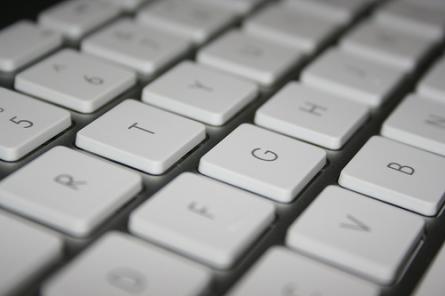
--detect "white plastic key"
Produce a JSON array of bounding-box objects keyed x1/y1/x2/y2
[
  {"x1": 418, "y1": 56, "x2": 445, "y2": 104},
  {"x1": 228, "y1": 247, "x2": 380, "y2": 296},
  {"x1": 199, "y1": 124, "x2": 326, "y2": 203},
  {"x1": 0, "y1": 210, "x2": 62, "y2": 296},
  {"x1": 102, "y1": 0, "x2": 150, "y2": 11},
  {"x1": 137, "y1": 0, "x2": 236, "y2": 44},
  {"x1": 15, "y1": 49, "x2": 136, "y2": 113},
  {"x1": 413, "y1": 242, "x2": 445, "y2": 296},
  {"x1": 198, "y1": 30, "x2": 303, "y2": 87},
  {"x1": 76, "y1": 99, "x2": 206, "y2": 175},
  {"x1": 381, "y1": 95, "x2": 445, "y2": 157},
  {"x1": 376, "y1": 0, "x2": 445, "y2": 41},
  {"x1": 0, "y1": 146, "x2": 142, "y2": 237},
  {"x1": 0, "y1": 88, "x2": 71, "y2": 161},
  {"x1": 287, "y1": 186, "x2": 424, "y2": 285},
  {"x1": 341, "y1": 20, "x2": 435, "y2": 72},
  {"x1": 39, "y1": 0, "x2": 121, "y2": 42},
  {"x1": 193, "y1": 0, "x2": 266, "y2": 15},
  {"x1": 82, "y1": 19, "x2": 191, "y2": 80},
  {"x1": 301, "y1": 48, "x2": 405, "y2": 108},
  {"x1": 43, "y1": 232, "x2": 211, "y2": 296},
  {"x1": 244, "y1": 3, "x2": 340, "y2": 54},
  {"x1": 285, "y1": 0, "x2": 373, "y2": 25},
  {"x1": 130, "y1": 173, "x2": 274, "y2": 269},
  {"x1": 340, "y1": 136, "x2": 445, "y2": 216},
  {"x1": 142, "y1": 61, "x2": 258, "y2": 126},
  {"x1": 255, "y1": 82, "x2": 369, "y2": 149},
  {"x1": 0, "y1": 21, "x2": 62, "y2": 73}
]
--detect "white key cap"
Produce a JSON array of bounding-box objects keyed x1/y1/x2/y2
[
  {"x1": 76, "y1": 99, "x2": 206, "y2": 175},
  {"x1": 0, "y1": 146, "x2": 142, "y2": 237},
  {"x1": 375, "y1": 0, "x2": 445, "y2": 41},
  {"x1": 243, "y1": 4, "x2": 341, "y2": 53},
  {"x1": 340, "y1": 136, "x2": 445, "y2": 216},
  {"x1": 199, "y1": 124, "x2": 326, "y2": 203},
  {"x1": 287, "y1": 186, "x2": 424, "y2": 285},
  {"x1": 228, "y1": 247, "x2": 380, "y2": 296},
  {"x1": 142, "y1": 61, "x2": 258, "y2": 125},
  {"x1": 193, "y1": 0, "x2": 266, "y2": 15},
  {"x1": 341, "y1": 20, "x2": 435, "y2": 72},
  {"x1": 43, "y1": 232, "x2": 211, "y2": 296},
  {"x1": 285, "y1": 0, "x2": 373, "y2": 25},
  {"x1": 0, "y1": 88, "x2": 71, "y2": 161},
  {"x1": 418, "y1": 56, "x2": 445, "y2": 104},
  {"x1": 255, "y1": 82, "x2": 369, "y2": 149},
  {"x1": 301, "y1": 49, "x2": 405, "y2": 108},
  {"x1": 413, "y1": 242, "x2": 445, "y2": 296},
  {"x1": 82, "y1": 19, "x2": 192, "y2": 80},
  {"x1": 198, "y1": 30, "x2": 303, "y2": 87},
  {"x1": 39, "y1": 0, "x2": 121, "y2": 42},
  {"x1": 102, "y1": 0, "x2": 150, "y2": 11},
  {"x1": 15, "y1": 49, "x2": 136, "y2": 113},
  {"x1": 130, "y1": 173, "x2": 274, "y2": 269},
  {"x1": 381, "y1": 95, "x2": 445, "y2": 157},
  {"x1": 137, "y1": 0, "x2": 236, "y2": 44},
  {"x1": 0, "y1": 21, "x2": 62, "y2": 73},
  {"x1": 0, "y1": 211, "x2": 62, "y2": 296}
]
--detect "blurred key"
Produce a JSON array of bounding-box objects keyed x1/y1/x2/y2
[
  {"x1": 82, "y1": 19, "x2": 192, "y2": 80},
  {"x1": 0, "y1": 210, "x2": 62, "y2": 296},
  {"x1": 0, "y1": 21, "x2": 62, "y2": 73},
  {"x1": 15, "y1": 49, "x2": 136, "y2": 113},
  {"x1": 102, "y1": 0, "x2": 151, "y2": 12},
  {"x1": 381, "y1": 95, "x2": 445, "y2": 157},
  {"x1": 244, "y1": 3, "x2": 341, "y2": 53},
  {"x1": 142, "y1": 61, "x2": 258, "y2": 125},
  {"x1": 130, "y1": 173, "x2": 274, "y2": 269},
  {"x1": 193, "y1": 0, "x2": 266, "y2": 15},
  {"x1": 418, "y1": 56, "x2": 445, "y2": 104},
  {"x1": 43, "y1": 232, "x2": 211, "y2": 296},
  {"x1": 228, "y1": 247, "x2": 379, "y2": 296},
  {"x1": 39, "y1": 0, "x2": 121, "y2": 42},
  {"x1": 0, "y1": 88, "x2": 71, "y2": 161},
  {"x1": 287, "y1": 186, "x2": 424, "y2": 285},
  {"x1": 198, "y1": 30, "x2": 303, "y2": 87},
  {"x1": 302, "y1": 49, "x2": 405, "y2": 108},
  {"x1": 137, "y1": 0, "x2": 236, "y2": 44}
]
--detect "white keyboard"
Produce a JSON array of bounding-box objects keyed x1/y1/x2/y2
[{"x1": 0, "y1": 0, "x2": 445, "y2": 295}]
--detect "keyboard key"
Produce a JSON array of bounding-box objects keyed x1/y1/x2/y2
[
  {"x1": 82, "y1": 19, "x2": 192, "y2": 80},
  {"x1": 102, "y1": 0, "x2": 150, "y2": 11},
  {"x1": 301, "y1": 49, "x2": 405, "y2": 108},
  {"x1": 285, "y1": 0, "x2": 373, "y2": 25},
  {"x1": 142, "y1": 61, "x2": 258, "y2": 125},
  {"x1": 228, "y1": 247, "x2": 379, "y2": 296},
  {"x1": 0, "y1": 210, "x2": 62, "y2": 296},
  {"x1": 0, "y1": 21, "x2": 62, "y2": 73},
  {"x1": 418, "y1": 56, "x2": 445, "y2": 104},
  {"x1": 376, "y1": 0, "x2": 445, "y2": 41},
  {"x1": 199, "y1": 124, "x2": 326, "y2": 203},
  {"x1": 255, "y1": 82, "x2": 369, "y2": 149},
  {"x1": 381, "y1": 95, "x2": 445, "y2": 157},
  {"x1": 15, "y1": 49, "x2": 136, "y2": 113},
  {"x1": 198, "y1": 30, "x2": 303, "y2": 87},
  {"x1": 340, "y1": 136, "x2": 445, "y2": 216},
  {"x1": 244, "y1": 3, "x2": 340, "y2": 53},
  {"x1": 193, "y1": 0, "x2": 266, "y2": 15},
  {"x1": 287, "y1": 186, "x2": 424, "y2": 285},
  {"x1": 43, "y1": 232, "x2": 211, "y2": 296},
  {"x1": 39, "y1": 0, "x2": 121, "y2": 42},
  {"x1": 0, "y1": 146, "x2": 142, "y2": 236},
  {"x1": 76, "y1": 99, "x2": 206, "y2": 175},
  {"x1": 0, "y1": 88, "x2": 71, "y2": 161},
  {"x1": 130, "y1": 173, "x2": 274, "y2": 269},
  {"x1": 413, "y1": 241, "x2": 445, "y2": 296},
  {"x1": 341, "y1": 20, "x2": 435, "y2": 72},
  {"x1": 137, "y1": 0, "x2": 236, "y2": 44}
]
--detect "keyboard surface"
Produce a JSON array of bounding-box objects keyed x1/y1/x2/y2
[{"x1": 1, "y1": 0, "x2": 445, "y2": 295}]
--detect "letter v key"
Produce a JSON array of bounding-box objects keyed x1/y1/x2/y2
[{"x1": 340, "y1": 214, "x2": 371, "y2": 232}]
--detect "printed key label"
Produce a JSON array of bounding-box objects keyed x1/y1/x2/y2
[
  {"x1": 107, "y1": 267, "x2": 147, "y2": 294},
  {"x1": 251, "y1": 148, "x2": 278, "y2": 162}
]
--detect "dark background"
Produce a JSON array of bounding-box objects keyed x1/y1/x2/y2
[{"x1": 1, "y1": 0, "x2": 63, "y2": 28}]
